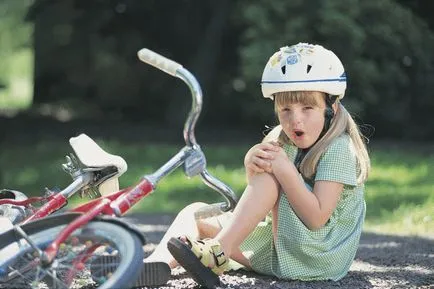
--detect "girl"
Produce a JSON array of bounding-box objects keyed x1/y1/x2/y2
[{"x1": 146, "y1": 43, "x2": 371, "y2": 288}]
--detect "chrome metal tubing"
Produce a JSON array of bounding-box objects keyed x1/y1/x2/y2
[
  {"x1": 176, "y1": 68, "x2": 202, "y2": 148},
  {"x1": 142, "y1": 56, "x2": 238, "y2": 211},
  {"x1": 144, "y1": 146, "x2": 195, "y2": 187},
  {"x1": 59, "y1": 173, "x2": 93, "y2": 198},
  {"x1": 200, "y1": 170, "x2": 238, "y2": 212}
]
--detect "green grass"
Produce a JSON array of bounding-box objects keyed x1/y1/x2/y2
[
  {"x1": 1, "y1": 138, "x2": 433, "y2": 237},
  {"x1": 0, "y1": 49, "x2": 33, "y2": 109},
  {"x1": 363, "y1": 148, "x2": 433, "y2": 236}
]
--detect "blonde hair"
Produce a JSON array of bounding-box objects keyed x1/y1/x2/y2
[{"x1": 268, "y1": 91, "x2": 370, "y2": 184}]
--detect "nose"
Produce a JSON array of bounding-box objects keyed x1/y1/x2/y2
[{"x1": 290, "y1": 110, "x2": 302, "y2": 125}]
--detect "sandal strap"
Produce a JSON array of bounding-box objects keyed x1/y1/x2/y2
[
  {"x1": 184, "y1": 236, "x2": 229, "y2": 275},
  {"x1": 208, "y1": 240, "x2": 227, "y2": 267}
]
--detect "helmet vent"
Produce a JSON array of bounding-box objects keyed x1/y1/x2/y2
[
  {"x1": 307, "y1": 65, "x2": 312, "y2": 74},
  {"x1": 281, "y1": 65, "x2": 286, "y2": 74}
]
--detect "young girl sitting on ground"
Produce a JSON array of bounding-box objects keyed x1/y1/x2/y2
[{"x1": 146, "y1": 42, "x2": 371, "y2": 288}]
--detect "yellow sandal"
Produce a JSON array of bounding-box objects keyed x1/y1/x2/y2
[{"x1": 167, "y1": 236, "x2": 229, "y2": 288}]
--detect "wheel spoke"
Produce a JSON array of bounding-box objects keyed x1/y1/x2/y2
[
  {"x1": 13, "y1": 225, "x2": 44, "y2": 258},
  {"x1": 0, "y1": 215, "x2": 143, "y2": 289}
]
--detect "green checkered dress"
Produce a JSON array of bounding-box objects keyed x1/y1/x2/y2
[{"x1": 239, "y1": 133, "x2": 366, "y2": 281}]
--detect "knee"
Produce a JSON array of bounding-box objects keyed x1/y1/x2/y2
[{"x1": 177, "y1": 202, "x2": 207, "y2": 218}]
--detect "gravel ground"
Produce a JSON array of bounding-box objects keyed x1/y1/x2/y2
[{"x1": 123, "y1": 213, "x2": 434, "y2": 289}]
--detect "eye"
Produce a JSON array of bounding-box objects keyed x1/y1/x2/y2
[
  {"x1": 280, "y1": 107, "x2": 290, "y2": 112},
  {"x1": 303, "y1": 106, "x2": 313, "y2": 110}
]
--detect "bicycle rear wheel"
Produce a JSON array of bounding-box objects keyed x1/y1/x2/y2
[{"x1": 0, "y1": 213, "x2": 144, "y2": 289}]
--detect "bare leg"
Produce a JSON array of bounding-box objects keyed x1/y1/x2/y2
[
  {"x1": 197, "y1": 214, "x2": 251, "y2": 268},
  {"x1": 145, "y1": 202, "x2": 207, "y2": 268},
  {"x1": 147, "y1": 173, "x2": 280, "y2": 269},
  {"x1": 216, "y1": 173, "x2": 280, "y2": 258}
]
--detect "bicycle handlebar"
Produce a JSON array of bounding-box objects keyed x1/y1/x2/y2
[
  {"x1": 137, "y1": 48, "x2": 182, "y2": 77},
  {"x1": 138, "y1": 48, "x2": 202, "y2": 147},
  {"x1": 138, "y1": 48, "x2": 238, "y2": 213}
]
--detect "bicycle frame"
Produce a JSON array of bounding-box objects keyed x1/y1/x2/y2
[
  {"x1": 0, "y1": 173, "x2": 93, "y2": 224},
  {"x1": 7, "y1": 48, "x2": 238, "y2": 265}
]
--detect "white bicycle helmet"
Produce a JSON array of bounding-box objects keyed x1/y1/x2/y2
[{"x1": 261, "y1": 43, "x2": 346, "y2": 99}]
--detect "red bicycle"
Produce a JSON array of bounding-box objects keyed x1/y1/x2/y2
[
  {"x1": 0, "y1": 49, "x2": 238, "y2": 289},
  {"x1": 0, "y1": 132, "x2": 129, "y2": 226}
]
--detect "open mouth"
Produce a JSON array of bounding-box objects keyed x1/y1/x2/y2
[{"x1": 293, "y1": 130, "x2": 304, "y2": 137}]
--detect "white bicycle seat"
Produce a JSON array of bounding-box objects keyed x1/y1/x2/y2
[{"x1": 69, "y1": 134, "x2": 128, "y2": 195}]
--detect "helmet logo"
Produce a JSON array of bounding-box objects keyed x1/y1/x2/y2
[
  {"x1": 283, "y1": 44, "x2": 315, "y2": 56},
  {"x1": 282, "y1": 46, "x2": 297, "y2": 54},
  {"x1": 270, "y1": 52, "x2": 282, "y2": 67},
  {"x1": 298, "y1": 47, "x2": 315, "y2": 55},
  {"x1": 286, "y1": 54, "x2": 299, "y2": 65},
  {"x1": 262, "y1": 43, "x2": 347, "y2": 100}
]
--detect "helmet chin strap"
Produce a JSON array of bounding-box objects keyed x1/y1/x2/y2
[{"x1": 321, "y1": 95, "x2": 338, "y2": 138}]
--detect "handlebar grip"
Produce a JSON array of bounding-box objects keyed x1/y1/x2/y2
[{"x1": 137, "y1": 48, "x2": 182, "y2": 76}]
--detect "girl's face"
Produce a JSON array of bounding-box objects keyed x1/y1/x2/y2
[{"x1": 275, "y1": 91, "x2": 327, "y2": 149}]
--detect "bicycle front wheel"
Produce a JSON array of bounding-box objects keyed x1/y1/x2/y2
[{"x1": 0, "y1": 213, "x2": 144, "y2": 289}]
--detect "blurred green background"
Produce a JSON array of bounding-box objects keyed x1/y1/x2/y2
[{"x1": 0, "y1": 0, "x2": 433, "y2": 237}]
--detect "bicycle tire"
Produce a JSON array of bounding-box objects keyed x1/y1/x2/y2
[
  {"x1": 0, "y1": 213, "x2": 144, "y2": 289},
  {"x1": 0, "y1": 189, "x2": 32, "y2": 224}
]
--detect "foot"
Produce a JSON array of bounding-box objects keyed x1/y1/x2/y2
[{"x1": 167, "y1": 236, "x2": 229, "y2": 289}]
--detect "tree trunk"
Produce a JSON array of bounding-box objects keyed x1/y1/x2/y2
[{"x1": 164, "y1": 0, "x2": 231, "y2": 127}]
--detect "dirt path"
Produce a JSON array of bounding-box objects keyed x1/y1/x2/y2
[{"x1": 124, "y1": 213, "x2": 434, "y2": 289}]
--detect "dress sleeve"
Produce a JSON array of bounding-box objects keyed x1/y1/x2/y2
[{"x1": 315, "y1": 134, "x2": 358, "y2": 187}]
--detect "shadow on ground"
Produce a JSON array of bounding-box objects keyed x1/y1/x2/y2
[{"x1": 124, "y1": 213, "x2": 434, "y2": 289}]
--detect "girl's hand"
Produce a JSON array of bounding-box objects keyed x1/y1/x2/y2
[
  {"x1": 244, "y1": 142, "x2": 280, "y2": 176},
  {"x1": 267, "y1": 145, "x2": 293, "y2": 175}
]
